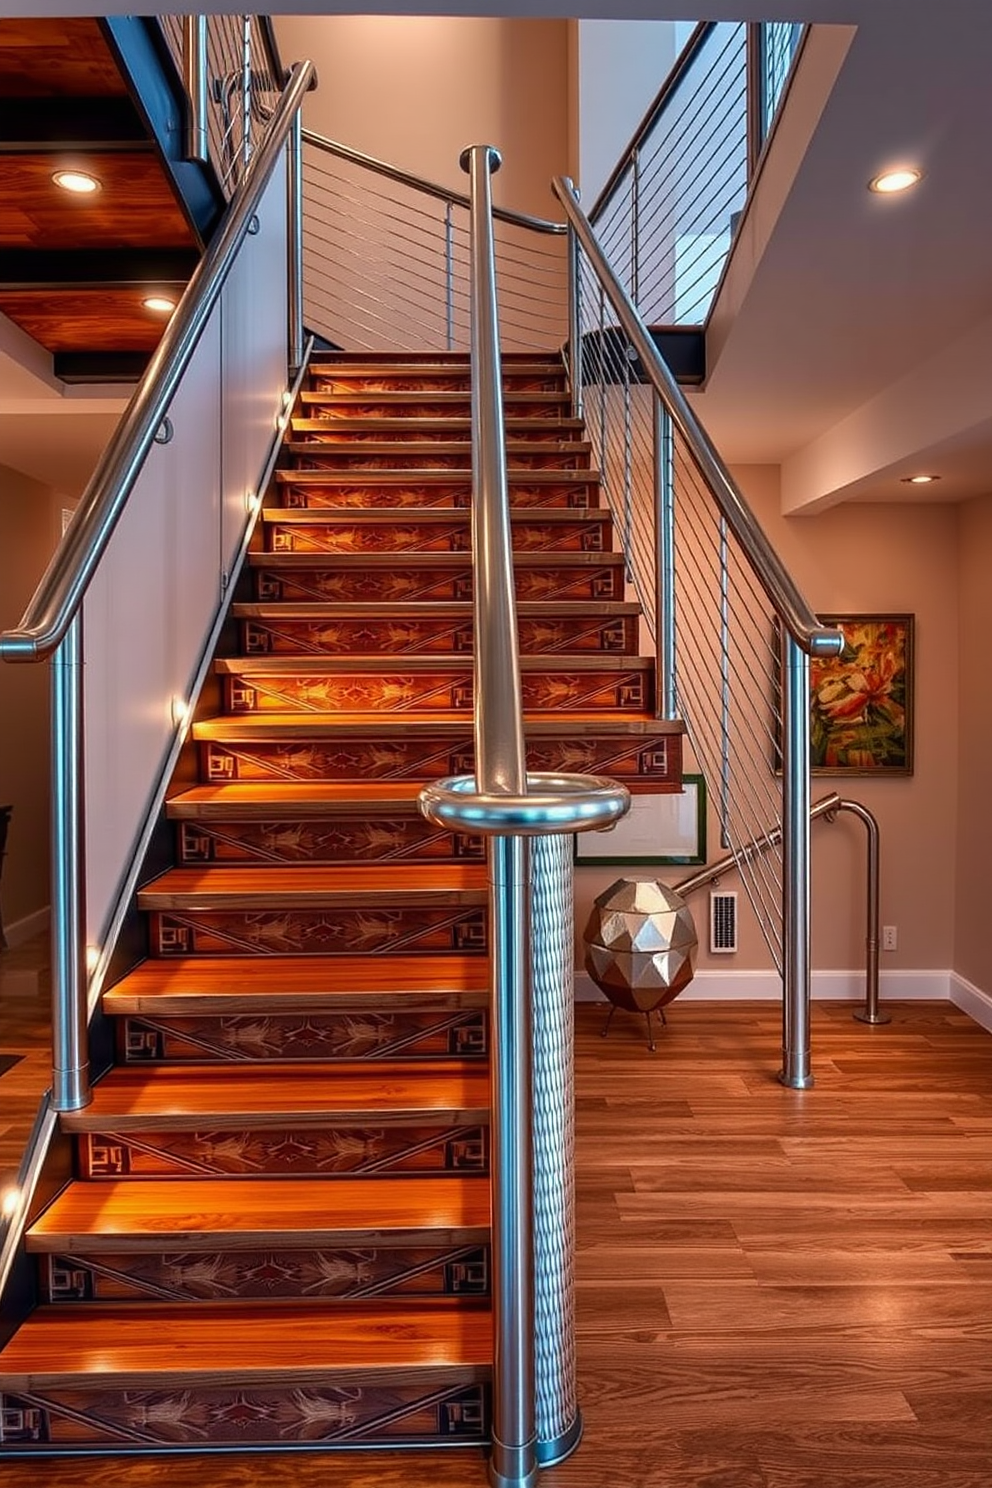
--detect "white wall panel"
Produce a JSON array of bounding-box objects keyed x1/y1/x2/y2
[
  {"x1": 222, "y1": 156, "x2": 289, "y2": 572},
  {"x1": 83, "y1": 314, "x2": 223, "y2": 943}
]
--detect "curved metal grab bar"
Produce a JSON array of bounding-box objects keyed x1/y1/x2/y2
[
  {"x1": 0, "y1": 59, "x2": 316, "y2": 665},
  {"x1": 553, "y1": 174, "x2": 842, "y2": 661},
  {"x1": 674, "y1": 792, "x2": 886, "y2": 1025},
  {"x1": 303, "y1": 127, "x2": 566, "y2": 236}
]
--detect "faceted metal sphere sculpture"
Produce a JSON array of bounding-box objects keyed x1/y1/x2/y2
[{"x1": 583, "y1": 878, "x2": 697, "y2": 1049}]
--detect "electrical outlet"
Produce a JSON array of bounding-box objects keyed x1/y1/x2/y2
[{"x1": 882, "y1": 925, "x2": 897, "y2": 951}]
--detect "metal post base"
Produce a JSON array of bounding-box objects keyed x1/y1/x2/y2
[
  {"x1": 537, "y1": 1410, "x2": 583, "y2": 1467},
  {"x1": 777, "y1": 1067, "x2": 814, "y2": 1090},
  {"x1": 853, "y1": 1008, "x2": 891, "y2": 1025},
  {"x1": 489, "y1": 1436, "x2": 539, "y2": 1488}
]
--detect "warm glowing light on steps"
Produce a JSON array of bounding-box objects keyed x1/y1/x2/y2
[
  {"x1": 171, "y1": 696, "x2": 190, "y2": 729},
  {"x1": 52, "y1": 168, "x2": 101, "y2": 195},
  {"x1": 2, "y1": 1188, "x2": 20, "y2": 1219}
]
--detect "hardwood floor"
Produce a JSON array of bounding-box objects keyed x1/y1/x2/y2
[{"x1": 2, "y1": 933, "x2": 989, "y2": 1485}]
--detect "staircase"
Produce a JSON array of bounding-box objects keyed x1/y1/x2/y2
[{"x1": 0, "y1": 351, "x2": 682, "y2": 1455}]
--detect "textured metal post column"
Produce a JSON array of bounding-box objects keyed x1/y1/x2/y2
[
  {"x1": 530, "y1": 831, "x2": 581, "y2": 1465},
  {"x1": 50, "y1": 617, "x2": 90, "y2": 1111},
  {"x1": 182, "y1": 16, "x2": 208, "y2": 164},
  {"x1": 780, "y1": 632, "x2": 813, "y2": 1089}
]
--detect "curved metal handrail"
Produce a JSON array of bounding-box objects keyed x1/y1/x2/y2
[
  {"x1": 0, "y1": 59, "x2": 316, "y2": 665},
  {"x1": 589, "y1": 21, "x2": 715, "y2": 222},
  {"x1": 303, "y1": 128, "x2": 566, "y2": 236},
  {"x1": 553, "y1": 174, "x2": 842, "y2": 661}
]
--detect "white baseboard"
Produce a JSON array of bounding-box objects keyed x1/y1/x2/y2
[
  {"x1": 3, "y1": 905, "x2": 49, "y2": 949},
  {"x1": 575, "y1": 967, "x2": 951, "y2": 1003},
  {"x1": 949, "y1": 972, "x2": 992, "y2": 1034}
]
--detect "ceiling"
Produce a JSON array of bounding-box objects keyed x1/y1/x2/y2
[{"x1": 0, "y1": 1, "x2": 989, "y2": 510}]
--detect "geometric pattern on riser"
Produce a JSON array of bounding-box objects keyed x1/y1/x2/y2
[
  {"x1": 0, "y1": 1381, "x2": 489, "y2": 1450},
  {"x1": 240, "y1": 615, "x2": 637, "y2": 657},
  {"x1": 202, "y1": 733, "x2": 681, "y2": 788},
  {"x1": 176, "y1": 817, "x2": 486, "y2": 865},
  {"x1": 223, "y1": 668, "x2": 651, "y2": 715},
  {"x1": 263, "y1": 517, "x2": 610, "y2": 552},
  {"x1": 78, "y1": 1126, "x2": 490, "y2": 1179},
  {"x1": 150, "y1": 907, "x2": 488, "y2": 958},
  {"x1": 120, "y1": 1010, "x2": 488, "y2": 1063},
  {"x1": 253, "y1": 562, "x2": 624, "y2": 603},
  {"x1": 42, "y1": 1246, "x2": 490, "y2": 1303}
]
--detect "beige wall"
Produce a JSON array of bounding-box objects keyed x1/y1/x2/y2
[
  {"x1": 0, "y1": 465, "x2": 62, "y2": 934},
  {"x1": 954, "y1": 492, "x2": 992, "y2": 992},
  {"x1": 275, "y1": 15, "x2": 570, "y2": 219},
  {"x1": 574, "y1": 469, "x2": 962, "y2": 976}
]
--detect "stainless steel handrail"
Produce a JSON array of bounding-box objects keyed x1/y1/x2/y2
[
  {"x1": 675, "y1": 792, "x2": 886, "y2": 1025},
  {"x1": 0, "y1": 59, "x2": 316, "y2": 665},
  {"x1": 303, "y1": 128, "x2": 566, "y2": 236},
  {"x1": 553, "y1": 175, "x2": 842, "y2": 662}
]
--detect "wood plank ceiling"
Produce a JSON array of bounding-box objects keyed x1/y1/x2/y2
[{"x1": 0, "y1": 18, "x2": 205, "y2": 380}]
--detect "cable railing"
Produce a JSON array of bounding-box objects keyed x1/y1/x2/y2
[
  {"x1": 301, "y1": 132, "x2": 568, "y2": 354},
  {"x1": 555, "y1": 174, "x2": 842, "y2": 1089},
  {"x1": 590, "y1": 19, "x2": 805, "y2": 326},
  {"x1": 159, "y1": 14, "x2": 284, "y2": 195}
]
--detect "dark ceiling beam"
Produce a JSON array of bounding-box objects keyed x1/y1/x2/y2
[
  {"x1": 0, "y1": 248, "x2": 199, "y2": 290},
  {"x1": 55, "y1": 351, "x2": 150, "y2": 384},
  {"x1": 0, "y1": 97, "x2": 147, "y2": 151}
]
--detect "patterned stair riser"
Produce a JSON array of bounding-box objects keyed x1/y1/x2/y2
[
  {"x1": 120, "y1": 1009, "x2": 488, "y2": 1063},
  {"x1": 310, "y1": 371, "x2": 563, "y2": 393},
  {"x1": 239, "y1": 614, "x2": 638, "y2": 657},
  {"x1": 78, "y1": 1125, "x2": 490, "y2": 1180},
  {"x1": 264, "y1": 516, "x2": 610, "y2": 554},
  {"x1": 41, "y1": 1246, "x2": 491, "y2": 1304},
  {"x1": 292, "y1": 423, "x2": 581, "y2": 445},
  {"x1": 0, "y1": 1380, "x2": 489, "y2": 1451},
  {"x1": 201, "y1": 732, "x2": 681, "y2": 788},
  {"x1": 177, "y1": 816, "x2": 486, "y2": 865},
  {"x1": 252, "y1": 560, "x2": 625, "y2": 604},
  {"x1": 287, "y1": 450, "x2": 590, "y2": 474},
  {"x1": 150, "y1": 905, "x2": 488, "y2": 959},
  {"x1": 302, "y1": 398, "x2": 569, "y2": 422},
  {"x1": 276, "y1": 481, "x2": 598, "y2": 509}
]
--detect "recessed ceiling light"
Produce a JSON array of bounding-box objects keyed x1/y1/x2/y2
[
  {"x1": 901, "y1": 474, "x2": 940, "y2": 484},
  {"x1": 869, "y1": 167, "x2": 923, "y2": 195},
  {"x1": 52, "y1": 169, "x2": 101, "y2": 195},
  {"x1": 143, "y1": 295, "x2": 177, "y2": 315}
]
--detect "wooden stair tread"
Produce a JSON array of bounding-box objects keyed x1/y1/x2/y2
[
  {"x1": 137, "y1": 862, "x2": 487, "y2": 909},
  {"x1": 274, "y1": 469, "x2": 597, "y2": 486},
  {"x1": 0, "y1": 1302, "x2": 491, "y2": 1389},
  {"x1": 61, "y1": 1062, "x2": 491, "y2": 1131},
  {"x1": 232, "y1": 600, "x2": 640, "y2": 621},
  {"x1": 309, "y1": 358, "x2": 559, "y2": 374},
  {"x1": 27, "y1": 1176, "x2": 490, "y2": 1251},
  {"x1": 168, "y1": 781, "x2": 433, "y2": 814},
  {"x1": 193, "y1": 711, "x2": 683, "y2": 740},
  {"x1": 216, "y1": 654, "x2": 652, "y2": 675},
  {"x1": 285, "y1": 439, "x2": 591, "y2": 456},
  {"x1": 103, "y1": 954, "x2": 490, "y2": 1013}
]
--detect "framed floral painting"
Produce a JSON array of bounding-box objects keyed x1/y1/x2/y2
[{"x1": 808, "y1": 614, "x2": 914, "y2": 774}]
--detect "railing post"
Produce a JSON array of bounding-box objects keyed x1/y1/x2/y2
[
  {"x1": 780, "y1": 632, "x2": 813, "y2": 1089},
  {"x1": 653, "y1": 398, "x2": 677, "y2": 720},
  {"x1": 567, "y1": 221, "x2": 582, "y2": 422},
  {"x1": 719, "y1": 517, "x2": 732, "y2": 850},
  {"x1": 630, "y1": 148, "x2": 640, "y2": 304},
  {"x1": 182, "y1": 16, "x2": 208, "y2": 164},
  {"x1": 444, "y1": 202, "x2": 455, "y2": 351},
  {"x1": 241, "y1": 14, "x2": 252, "y2": 180},
  {"x1": 746, "y1": 23, "x2": 764, "y2": 180},
  {"x1": 50, "y1": 617, "x2": 90, "y2": 1111},
  {"x1": 844, "y1": 800, "x2": 890, "y2": 1026},
  {"x1": 287, "y1": 108, "x2": 304, "y2": 372}
]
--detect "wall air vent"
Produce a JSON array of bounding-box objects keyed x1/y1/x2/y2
[{"x1": 709, "y1": 891, "x2": 738, "y2": 954}]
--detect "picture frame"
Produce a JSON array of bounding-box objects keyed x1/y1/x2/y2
[
  {"x1": 804, "y1": 614, "x2": 915, "y2": 775},
  {"x1": 574, "y1": 775, "x2": 707, "y2": 866}
]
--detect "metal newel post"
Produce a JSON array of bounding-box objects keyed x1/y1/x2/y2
[
  {"x1": 530, "y1": 831, "x2": 581, "y2": 1465},
  {"x1": 631, "y1": 148, "x2": 640, "y2": 304},
  {"x1": 182, "y1": 16, "x2": 208, "y2": 164},
  {"x1": 241, "y1": 14, "x2": 252, "y2": 179},
  {"x1": 565, "y1": 210, "x2": 582, "y2": 423},
  {"x1": 50, "y1": 616, "x2": 90, "y2": 1111},
  {"x1": 287, "y1": 107, "x2": 304, "y2": 371},
  {"x1": 653, "y1": 397, "x2": 676, "y2": 720},
  {"x1": 780, "y1": 632, "x2": 813, "y2": 1088},
  {"x1": 445, "y1": 201, "x2": 455, "y2": 351}
]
